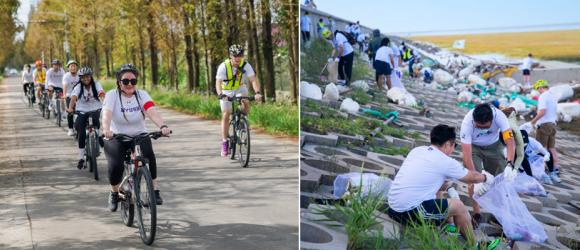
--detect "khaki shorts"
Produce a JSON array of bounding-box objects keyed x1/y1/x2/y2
[
  {"x1": 472, "y1": 140, "x2": 507, "y2": 175},
  {"x1": 536, "y1": 122, "x2": 556, "y2": 149},
  {"x1": 220, "y1": 85, "x2": 248, "y2": 112}
]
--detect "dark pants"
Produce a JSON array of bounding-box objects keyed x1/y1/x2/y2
[
  {"x1": 338, "y1": 52, "x2": 354, "y2": 85},
  {"x1": 104, "y1": 136, "x2": 157, "y2": 185},
  {"x1": 520, "y1": 153, "x2": 533, "y2": 177},
  {"x1": 66, "y1": 97, "x2": 74, "y2": 129},
  {"x1": 408, "y1": 58, "x2": 415, "y2": 77},
  {"x1": 301, "y1": 31, "x2": 310, "y2": 43},
  {"x1": 23, "y1": 82, "x2": 35, "y2": 102},
  {"x1": 75, "y1": 110, "x2": 101, "y2": 149}
]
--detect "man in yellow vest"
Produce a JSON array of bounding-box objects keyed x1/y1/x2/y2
[
  {"x1": 33, "y1": 60, "x2": 46, "y2": 102},
  {"x1": 215, "y1": 44, "x2": 262, "y2": 157}
]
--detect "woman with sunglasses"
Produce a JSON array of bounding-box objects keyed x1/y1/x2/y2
[
  {"x1": 101, "y1": 64, "x2": 171, "y2": 212},
  {"x1": 67, "y1": 67, "x2": 105, "y2": 169}
]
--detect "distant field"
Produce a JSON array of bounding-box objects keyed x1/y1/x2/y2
[{"x1": 412, "y1": 29, "x2": 580, "y2": 63}]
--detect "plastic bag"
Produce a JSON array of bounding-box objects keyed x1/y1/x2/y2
[
  {"x1": 514, "y1": 173, "x2": 547, "y2": 196},
  {"x1": 340, "y1": 98, "x2": 360, "y2": 114},
  {"x1": 434, "y1": 69, "x2": 453, "y2": 84},
  {"x1": 474, "y1": 175, "x2": 547, "y2": 243},
  {"x1": 529, "y1": 157, "x2": 548, "y2": 181},
  {"x1": 333, "y1": 173, "x2": 392, "y2": 199},
  {"x1": 327, "y1": 60, "x2": 339, "y2": 83},
  {"x1": 351, "y1": 80, "x2": 370, "y2": 92},
  {"x1": 550, "y1": 84, "x2": 574, "y2": 102},
  {"x1": 458, "y1": 66, "x2": 475, "y2": 79},
  {"x1": 557, "y1": 102, "x2": 580, "y2": 122},
  {"x1": 300, "y1": 81, "x2": 322, "y2": 100},
  {"x1": 468, "y1": 74, "x2": 486, "y2": 86},
  {"x1": 387, "y1": 87, "x2": 417, "y2": 106},
  {"x1": 498, "y1": 77, "x2": 517, "y2": 89},
  {"x1": 323, "y1": 83, "x2": 339, "y2": 101}
]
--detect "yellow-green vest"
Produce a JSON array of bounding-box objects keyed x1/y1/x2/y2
[{"x1": 222, "y1": 59, "x2": 247, "y2": 90}]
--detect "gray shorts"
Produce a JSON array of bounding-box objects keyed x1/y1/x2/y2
[
  {"x1": 472, "y1": 140, "x2": 507, "y2": 175},
  {"x1": 220, "y1": 85, "x2": 248, "y2": 112}
]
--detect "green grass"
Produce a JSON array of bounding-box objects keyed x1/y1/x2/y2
[
  {"x1": 346, "y1": 88, "x2": 371, "y2": 105},
  {"x1": 101, "y1": 79, "x2": 298, "y2": 136}
]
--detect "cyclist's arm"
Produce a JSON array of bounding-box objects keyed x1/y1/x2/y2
[
  {"x1": 216, "y1": 79, "x2": 223, "y2": 96},
  {"x1": 63, "y1": 82, "x2": 68, "y2": 97},
  {"x1": 145, "y1": 107, "x2": 166, "y2": 129},
  {"x1": 68, "y1": 95, "x2": 78, "y2": 111},
  {"x1": 102, "y1": 109, "x2": 112, "y2": 132},
  {"x1": 248, "y1": 75, "x2": 261, "y2": 95}
]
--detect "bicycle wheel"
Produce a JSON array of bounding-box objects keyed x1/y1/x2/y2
[
  {"x1": 56, "y1": 99, "x2": 61, "y2": 127},
  {"x1": 135, "y1": 165, "x2": 157, "y2": 245},
  {"x1": 39, "y1": 96, "x2": 45, "y2": 117},
  {"x1": 237, "y1": 117, "x2": 251, "y2": 168},
  {"x1": 120, "y1": 165, "x2": 135, "y2": 227},
  {"x1": 45, "y1": 97, "x2": 50, "y2": 120},
  {"x1": 86, "y1": 133, "x2": 93, "y2": 172},
  {"x1": 91, "y1": 132, "x2": 99, "y2": 180},
  {"x1": 229, "y1": 119, "x2": 236, "y2": 160}
]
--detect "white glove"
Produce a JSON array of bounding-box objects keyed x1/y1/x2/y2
[
  {"x1": 543, "y1": 153, "x2": 551, "y2": 162},
  {"x1": 328, "y1": 58, "x2": 334, "y2": 63},
  {"x1": 447, "y1": 187, "x2": 459, "y2": 199},
  {"x1": 334, "y1": 57, "x2": 340, "y2": 62},
  {"x1": 474, "y1": 170, "x2": 494, "y2": 196},
  {"x1": 503, "y1": 163, "x2": 518, "y2": 181}
]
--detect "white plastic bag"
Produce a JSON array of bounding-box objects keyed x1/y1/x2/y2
[
  {"x1": 340, "y1": 98, "x2": 360, "y2": 114},
  {"x1": 468, "y1": 74, "x2": 486, "y2": 86},
  {"x1": 459, "y1": 66, "x2": 475, "y2": 79},
  {"x1": 351, "y1": 80, "x2": 370, "y2": 92},
  {"x1": 300, "y1": 81, "x2": 323, "y2": 100},
  {"x1": 509, "y1": 98, "x2": 527, "y2": 113},
  {"x1": 387, "y1": 87, "x2": 417, "y2": 106},
  {"x1": 474, "y1": 175, "x2": 547, "y2": 243},
  {"x1": 333, "y1": 173, "x2": 392, "y2": 199},
  {"x1": 550, "y1": 84, "x2": 574, "y2": 102},
  {"x1": 529, "y1": 157, "x2": 548, "y2": 181},
  {"x1": 498, "y1": 77, "x2": 517, "y2": 89},
  {"x1": 514, "y1": 173, "x2": 547, "y2": 196},
  {"x1": 457, "y1": 90, "x2": 474, "y2": 102},
  {"x1": 327, "y1": 60, "x2": 339, "y2": 83},
  {"x1": 323, "y1": 83, "x2": 339, "y2": 101},
  {"x1": 434, "y1": 69, "x2": 453, "y2": 84},
  {"x1": 557, "y1": 102, "x2": 580, "y2": 122}
]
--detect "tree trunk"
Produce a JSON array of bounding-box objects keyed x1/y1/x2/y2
[
  {"x1": 247, "y1": 0, "x2": 264, "y2": 95},
  {"x1": 146, "y1": 0, "x2": 159, "y2": 89},
  {"x1": 200, "y1": 0, "x2": 211, "y2": 96},
  {"x1": 260, "y1": 0, "x2": 275, "y2": 102},
  {"x1": 93, "y1": 10, "x2": 99, "y2": 78},
  {"x1": 183, "y1": 8, "x2": 195, "y2": 93},
  {"x1": 137, "y1": 26, "x2": 147, "y2": 89},
  {"x1": 286, "y1": 0, "x2": 298, "y2": 104}
]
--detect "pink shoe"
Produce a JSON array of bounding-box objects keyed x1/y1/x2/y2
[{"x1": 221, "y1": 140, "x2": 229, "y2": 157}]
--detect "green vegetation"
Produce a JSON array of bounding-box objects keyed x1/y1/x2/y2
[
  {"x1": 346, "y1": 88, "x2": 371, "y2": 105},
  {"x1": 300, "y1": 38, "x2": 334, "y2": 83}
]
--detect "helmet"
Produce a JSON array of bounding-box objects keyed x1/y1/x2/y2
[
  {"x1": 533, "y1": 79, "x2": 548, "y2": 90},
  {"x1": 78, "y1": 67, "x2": 93, "y2": 76},
  {"x1": 116, "y1": 64, "x2": 139, "y2": 80},
  {"x1": 322, "y1": 29, "x2": 332, "y2": 39},
  {"x1": 66, "y1": 60, "x2": 78, "y2": 67},
  {"x1": 229, "y1": 44, "x2": 244, "y2": 56},
  {"x1": 51, "y1": 59, "x2": 61, "y2": 65},
  {"x1": 35, "y1": 60, "x2": 42, "y2": 67}
]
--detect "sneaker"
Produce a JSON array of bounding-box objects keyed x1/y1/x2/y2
[
  {"x1": 108, "y1": 191, "x2": 119, "y2": 212},
  {"x1": 48, "y1": 104, "x2": 53, "y2": 111},
  {"x1": 67, "y1": 129, "x2": 74, "y2": 136},
  {"x1": 542, "y1": 174, "x2": 553, "y2": 185},
  {"x1": 442, "y1": 224, "x2": 459, "y2": 236},
  {"x1": 77, "y1": 159, "x2": 85, "y2": 169},
  {"x1": 549, "y1": 171, "x2": 561, "y2": 183},
  {"x1": 155, "y1": 190, "x2": 163, "y2": 205},
  {"x1": 221, "y1": 140, "x2": 229, "y2": 157}
]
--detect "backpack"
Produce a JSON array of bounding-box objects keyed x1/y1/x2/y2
[{"x1": 335, "y1": 31, "x2": 357, "y2": 45}]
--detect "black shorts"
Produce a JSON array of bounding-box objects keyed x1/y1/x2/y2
[
  {"x1": 387, "y1": 199, "x2": 449, "y2": 226},
  {"x1": 374, "y1": 60, "x2": 392, "y2": 75},
  {"x1": 523, "y1": 69, "x2": 530, "y2": 75}
]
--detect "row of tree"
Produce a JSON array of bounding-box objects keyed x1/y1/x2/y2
[
  {"x1": 0, "y1": 0, "x2": 21, "y2": 71},
  {"x1": 20, "y1": 0, "x2": 298, "y2": 103}
]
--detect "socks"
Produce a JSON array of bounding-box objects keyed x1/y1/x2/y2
[{"x1": 79, "y1": 148, "x2": 85, "y2": 159}]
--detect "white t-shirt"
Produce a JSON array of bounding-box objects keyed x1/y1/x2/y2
[
  {"x1": 62, "y1": 72, "x2": 80, "y2": 97},
  {"x1": 522, "y1": 57, "x2": 533, "y2": 70},
  {"x1": 375, "y1": 46, "x2": 394, "y2": 65},
  {"x1": 300, "y1": 15, "x2": 311, "y2": 32},
  {"x1": 536, "y1": 90, "x2": 557, "y2": 125},
  {"x1": 215, "y1": 61, "x2": 256, "y2": 85},
  {"x1": 388, "y1": 146, "x2": 468, "y2": 212},
  {"x1": 333, "y1": 32, "x2": 354, "y2": 57},
  {"x1": 102, "y1": 89, "x2": 155, "y2": 136},
  {"x1": 357, "y1": 34, "x2": 366, "y2": 43},
  {"x1": 460, "y1": 106, "x2": 511, "y2": 146},
  {"x1": 71, "y1": 82, "x2": 105, "y2": 112},
  {"x1": 390, "y1": 44, "x2": 401, "y2": 68},
  {"x1": 22, "y1": 70, "x2": 33, "y2": 83},
  {"x1": 344, "y1": 25, "x2": 351, "y2": 33},
  {"x1": 46, "y1": 68, "x2": 65, "y2": 88},
  {"x1": 352, "y1": 24, "x2": 360, "y2": 34}
]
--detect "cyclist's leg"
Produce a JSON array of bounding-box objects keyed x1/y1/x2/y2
[
  {"x1": 220, "y1": 92, "x2": 233, "y2": 141},
  {"x1": 66, "y1": 97, "x2": 74, "y2": 129},
  {"x1": 104, "y1": 138, "x2": 128, "y2": 192},
  {"x1": 139, "y1": 137, "x2": 157, "y2": 185},
  {"x1": 237, "y1": 86, "x2": 250, "y2": 114},
  {"x1": 75, "y1": 114, "x2": 89, "y2": 158}
]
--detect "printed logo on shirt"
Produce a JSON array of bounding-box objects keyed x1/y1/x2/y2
[{"x1": 121, "y1": 106, "x2": 142, "y2": 113}]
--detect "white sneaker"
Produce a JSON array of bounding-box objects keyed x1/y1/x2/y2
[
  {"x1": 48, "y1": 104, "x2": 53, "y2": 111},
  {"x1": 542, "y1": 174, "x2": 553, "y2": 185},
  {"x1": 67, "y1": 129, "x2": 74, "y2": 136},
  {"x1": 549, "y1": 172, "x2": 561, "y2": 183}
]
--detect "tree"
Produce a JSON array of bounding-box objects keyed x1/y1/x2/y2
[
  {"x1": 260, "y1": 0, "x2": 276, "y2": 102},
  {"x1": 146, "y1": 0, "x2": 159, "y2": 89}
]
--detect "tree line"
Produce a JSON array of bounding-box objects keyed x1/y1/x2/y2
[{"x1": 17, "y1": 0, "x2": 297, "y2": 103}]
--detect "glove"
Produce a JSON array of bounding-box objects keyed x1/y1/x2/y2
[
  {"x1": 447, "y1": 187, "x2": 459, "y2": 199},
  {"x1": 334, "y1": 57, "x2": 340, "y2": 62},
  {"x1": 474, "y1": 170, "x2": 494, "y2": 196},
  {"x1": 503, "y1": 162, "x2": 518, "y2": 181},
  {"x1": 543, "y1": 153, "x2": 551, "y2": 162},
  {"x1": 328, "y1": 58, "x2": 334, "y2": 63}
]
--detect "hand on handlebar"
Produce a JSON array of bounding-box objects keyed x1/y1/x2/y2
[
  {"x1": 103, "y1": 129, "x2": 114, "y2": 140},
  {"x1": 254, "y1": 94, "x2": 263, "y2": 103},
  {"x1": 66, "y1": 107, "x2": 73, "y2": 113},
  {"x1": 161, "y1": 126, "x2": 171, "y2": 137}
]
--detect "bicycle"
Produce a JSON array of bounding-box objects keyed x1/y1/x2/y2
[
  {"x1": 220, "y1": 95, "x2": 253, "y2": 168},
  {"x1": 116, "y1": 131, "x2": 170, "y2": 245},
  {"x1": 75, "y1": 109, "x2": 101, "y2": 181},
  {"x1": 38, "y1": 87, "x2": 50, "y2": 119},
  {"x1": 52, "y1": 88, "x2": 64, "y2": 127},
  {"x1": 25, "y1": 82, "x2": 35, "y2": 107}
]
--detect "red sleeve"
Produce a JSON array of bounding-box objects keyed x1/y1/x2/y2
[{"x1": 143, "y1": 100, "x2": 155, "y2": 111}]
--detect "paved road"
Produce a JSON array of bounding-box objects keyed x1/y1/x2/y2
[{"x1": 0, "y1": 77, "x2": 298, "y2": 250}]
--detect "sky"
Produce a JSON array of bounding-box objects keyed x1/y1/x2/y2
[
  {"x1": 312, "y1": 0, "x2": 580, "y2": 36},
  {"x1": 16, "y1": 0, "x2": 38, "y2": 40}
]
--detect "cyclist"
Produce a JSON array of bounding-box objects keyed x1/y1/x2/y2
[
  {"x1": 21, "y1": 64, "x2": 34, "y2": 101},
  {"x1": 63, "y1": 60, "x2": 80, "y2": 136},
  {"x1": 102, "y1": 64, "x2": 171, "y2": 211},
  {"x1": 46, "y1": 59, "x2": 65, "y2": 112},
  {"x1": 66, "y1": 67, "x2": 105, "y2": 169},
  {"x1": 215, "y1": 44, "x2": 262, "y2": 157},
  {"x1": 33, "y1": 60, "x2": 46, "y2": 102}
]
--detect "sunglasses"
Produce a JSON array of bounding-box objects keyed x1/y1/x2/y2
[{"x1": 121, "y1": 78, "x2": 138, "y2": 85}]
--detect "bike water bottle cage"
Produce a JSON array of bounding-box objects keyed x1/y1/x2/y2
[{"x1": 222, "y1": 59, "x2": 247, "y2": 90}]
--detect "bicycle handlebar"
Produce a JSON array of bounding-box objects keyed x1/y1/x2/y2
[
  {"x1": 74, "y1": 108, "x2": 102, "y2": 116},
  {"x1": 113, "y1": 130, "x2": 172, "y2": 142},
  {"x1": 218, "y1": 95, "x2": 256, "y2": 102}
]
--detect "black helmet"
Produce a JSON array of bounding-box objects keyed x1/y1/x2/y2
[
  {"x1": 116, "y1": 64, "x2": 139, "y2": 80},
  {"x1": 78, "y1": 67, "x2": 93, "y2": 76},
  {"x1": 229, "y1": 44, "x2": 244, "y2": 56},
  {"x1": 51, "y1": 59, "x2": 61, "y2": 65}
]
